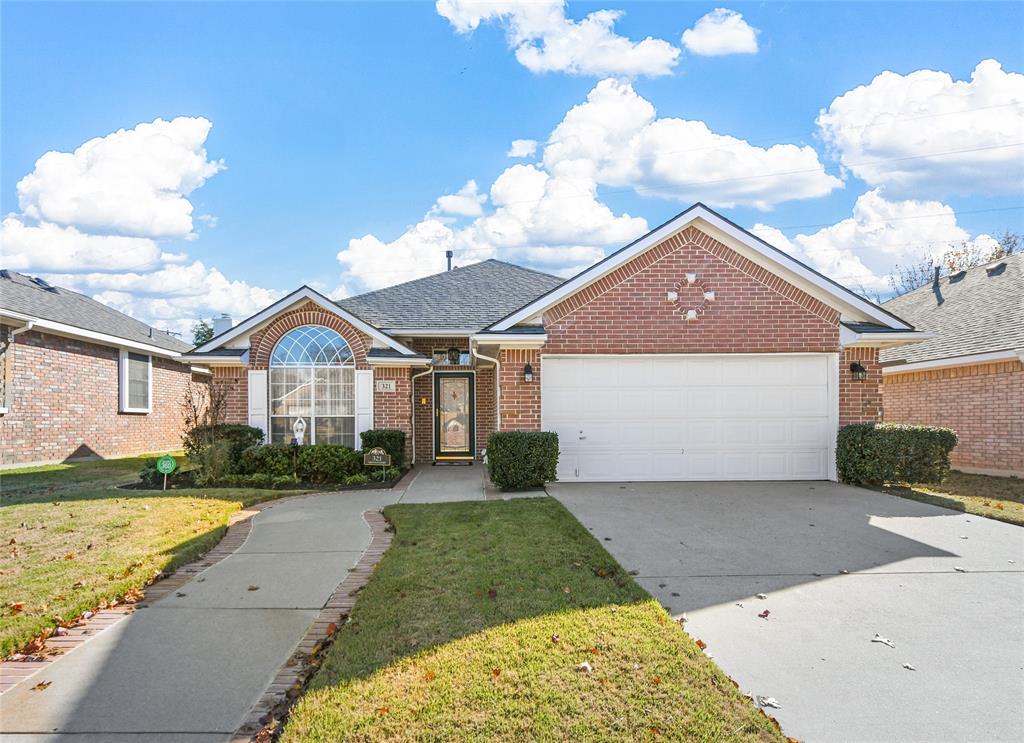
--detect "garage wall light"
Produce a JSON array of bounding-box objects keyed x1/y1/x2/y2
[
  {"x1": 523, "y1": 363, "x2": 534, "y2": 383},
  {"x1": 849, "y1": 361, "x2": 868, "y2": 381}
]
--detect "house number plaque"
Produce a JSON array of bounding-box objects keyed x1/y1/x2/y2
[{"x1": 375, "y1": 379, "x2": 397, "y2": 393}]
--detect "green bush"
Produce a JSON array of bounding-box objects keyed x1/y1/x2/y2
[
  {"x1": 192, "y1": 440, "x2": 233, "y2": 486},
  {"x1": 369, "y1": 466, "x2": 402, "y2": 482},
  {"x1": 837, "y1": 423, "x2": 958, "y2": 486},
  {"x1": 359, "y1": 429, "x2": 406, "y2": 469},
  {"x1": 345, "y1": 473, "x2": 370, "y2": 486},
  {"x1": 214, "y1": 473, "x2": 275, "y2": 489},
  {"x1": 183, "y1": 424, "x2": 264, "y2": 472},
  {"x1": 296, "y1": 444, "x2": 362, "y2": 484},
  {"x1": 139, "y1": 460, "x2": 163, "y2": 488},
  {"x1": 487, "y1": 431, "x2": 559, "y2": 490},
  {"x1": 272, "y1": 474, "x2": 300, "y2": 489},
  {"x1": 238, "y1": 444, "x2": 296, "y2": 478}
]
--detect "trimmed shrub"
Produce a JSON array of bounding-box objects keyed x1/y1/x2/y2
[
  {"x1": 183, "y1": 424, "x2": 264, "y2": 472},
  {"x1": 345, "y1": 473, "x2": 370, "y2": 486},
  {"x1": 837, "y1": 423, "x2": 958, "y2": 486},
  {"x1": 238, "y1": 444, "x2": 296, "y2": 478},
  {"x1": 370, "y1": 466, "x2": 402, "y2": 482},
  {"x1": 359, "y1": 429, "x2": 406, "y2": 469},
  {"x1": 296, "y1": 444, "x2": 362, "y2": 484},
  {"x1": 487, "y1": 431, "x2": 559, "y2": 490},
  {"x1": 272, "y1": 475, "x2": 300, "y2": 489}
]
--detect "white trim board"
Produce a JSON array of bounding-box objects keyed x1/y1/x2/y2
[
  {"x1": 882, "y1": 348, "x2": 1024, "y2": 375},
  {"x1": 1, "y1": 309, "x2": 187, "y2": 359},
  {"x1": 488, "y1": 204, "x2": 913, "y2": 332},
  {"x1": 192, "y1": 286, "x2": 417, "y2": 357}
]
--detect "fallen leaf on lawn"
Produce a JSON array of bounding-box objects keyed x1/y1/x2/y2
[
  {"x1": 8, "y1": 538, "x2": 14, "y2": 545},
  {"x1": 31, "y1": 681, "x2": 52, "y2": 691},
  {"x1": 326, "y1": 623, "x2": 337, "y2": 636},
  {"x1": 376, "y1": 707, "x2": 389, "y2": 715},
  {"x1": 550, "y1": 634, "x2": 560, "y2": 644},
  {"x1": 562, "y1": 586, "x2": 571, "y2": 593},
  {"x1": 695, "y1": 639, "x2": 706, "y2": 650},
  {"x1": 63, "y1": 553, "x2": 75, "y2": 561},
  {"x1": 487, "y1": 589, "x2": 497, "y2": 600},
  {"x1": 576, "y1": 661, "x2": 593, "y2": 673},
  {"x1": 73, "y1": 581, "x2": 85, "y2": 588},
  {"x1": 248, "y1": 585, "x2": 260, "y2": 591},
  {"x1": 648, "y1": 727, "x2": 660, "y2": 736},
  {"x1": 754, "y1": 695, "x2": 781, "y2": 709},
  {"x1": 595, "y1": 568, "x2": 609, "y2": 578},
  {"x1": 657, "y1": 615, "x2": 666, "y2": 625},
  {"x1": 8, "y1": 602, "x2": 24, "y2": 615},
  {"x1": 589, "y1": 647, "x2": 600, "y2": 655},
  {"x1": 423, "y1": 670, "x2": 436, "y2": 681},
  {"x1": 995, "y1": 503, "x2": 1004, "y2": 510},
  {"x1": 55, "y1": 627, "x2": 69, "y2": 637},
  {"x1": 651, "y1": 676, "x2": 661, "y2": 685},
  {"x1": 492, "y1": 668, "x2": 501, "y2": 677},
  {"x1": 599, "y1": 677, "x2": 608, "y2": 687}
]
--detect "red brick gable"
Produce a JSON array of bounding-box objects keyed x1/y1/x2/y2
[
  {"x1": 543, "y1": 225, "x2": 840, "y2": 354},
  {"x1": 248, "y1": 301, "x2": 372, "y2": 370}
]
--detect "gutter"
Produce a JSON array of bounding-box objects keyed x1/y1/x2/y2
[
  {"x1": 881, "y1": 348, "x2": 1023, "y2": 375},
  {"x1": 471, "y1": 344, "x2": 501, "y2": 432}
]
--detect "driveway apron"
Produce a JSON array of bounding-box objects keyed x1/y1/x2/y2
[
  {"x1": 553, "y1": 481, "x2": 1024, "y2": 743},
  {"x1": 0, "y1": 490, "x2": 398, "y2": 742}
]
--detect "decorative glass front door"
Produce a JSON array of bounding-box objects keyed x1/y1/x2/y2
[{"x1": 434, "y1": 372, "x2": 475, "y2": 460}]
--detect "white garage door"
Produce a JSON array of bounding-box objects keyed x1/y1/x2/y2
[{"x1": 542, "y1": 355, "x2": 836, "y2": 482}]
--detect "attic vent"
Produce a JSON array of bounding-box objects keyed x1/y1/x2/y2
[
  {"x1": 986, "y1": 262, "x2": 1007, "y2": 277},
  {"x1": 30, "y1": 276, "x2": 58, "y2": 292},
  {"x1": 947, "y1": 270, "x2": 967, "y2": 283},
  {"x1": 0, "y1": 270, "x2": 10, "y2": 280}
]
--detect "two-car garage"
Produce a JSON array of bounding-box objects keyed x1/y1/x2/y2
[{"x1": 541, "y1": 354, "x2": 837, "y2": 482}]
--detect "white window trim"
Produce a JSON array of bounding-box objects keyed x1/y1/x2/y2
[
  {"x1": 268, "y1": 365, "x2": 357, "y2": 446},
  {"x1": 119, "y1": 349, "x2": 152, "y2": 414}
]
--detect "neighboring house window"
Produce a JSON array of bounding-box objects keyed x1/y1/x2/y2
[
  {"x1": 119, "y1": 350, "x2": 152, "y2": 413},
  {"x1": 432, "y1": 348, "x2": 471, "y2": 366},
  {"x1": 269, "y1": 325, "x2": 355, "y2": 447},
  {"x1": 0, "y1": 325, "x2": 11, "y2": 414}
]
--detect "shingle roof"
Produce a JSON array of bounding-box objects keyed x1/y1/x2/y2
[
  {"x1": 335, "y1": 259, "x2": 563, "y2": 331},
  {"x1": 880, "y1": 253, "x2": 1024, "y2": 365},
  {"x1": 0, "y1": 270, "x2": 191, "y2": 353}
]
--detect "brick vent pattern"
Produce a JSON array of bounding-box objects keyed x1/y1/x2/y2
[
  {"x1": 840, "y1": 347, "x2": 883, "y2": 426},
  {"x1": 232, "y1": 509, "x2": 393, "y2": 741},
  {"x1": 883, "y1": 359, "x2": 1024, "y2": 475},
  {"x1": 248, "y1": 301, "x2": 372, "y2": 371},
  {"x1": 0, "y1": 330, "x2": 201, "y2": 466}
]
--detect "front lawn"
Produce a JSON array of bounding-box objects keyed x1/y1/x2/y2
[
  {"x1": 0, "y1": 455, "x2": 297, "y2": 657},
  {"x1": 886, "y1": 471, "x2": 1024, "y2": 527},
  {"x1": 283, "y1": 498, "x2": 783, "y2": 742}
]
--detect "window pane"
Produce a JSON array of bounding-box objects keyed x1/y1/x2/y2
[
  {"x1": 127, "y1": 353, "x2": 149, "y2": 409},
  {"x1": 270, "y1": 326, "x2": 353, "y2": 366},
  {"x1": 270, "y1": 368, "x2": 312, "y2": 416},
  {"x1": 314, "y1": 367, "x2": 354, "y2": 416},
  {"x1": 432, "y1": 349, "x2": 470, "y2": 366},
  {"x1": 271, "y1": 416, "x2": 311, "y2": 445},
  {"x1": 315, "y1": 416, "x2": 354, "y2": 448}
]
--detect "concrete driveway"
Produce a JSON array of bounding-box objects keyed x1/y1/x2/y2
[{"x1": 552, "y1": 481, "x2": 1024, "y2": 743}]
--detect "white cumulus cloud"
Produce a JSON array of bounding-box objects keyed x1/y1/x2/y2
[
  {"x1": 432, "y1": 179, "x2": 488, "y2": 217},
  {"x1": 507, "y1": 138, "x2": 538, "y2": 158},
  {"x1": 817, "y1": 59, "x2": 1024, "y2": 197},
  {"x1": 543, "y1": 78, "x2": 841, "y2": 210},
  {"x1": 436, "y1": 0, "x2": 680, "y2": 77},
  {"x1": 681, "y1": 8, "x2": 759, "y2": 56},
  {"x1": 16, "y1": 116, "x2": 225, "y2": 239},
  {"x1": 751, "y1": 189, "x2": 997, "y2": 291},
  {"x1": 1, "y1": 217, "x2": 162, "y2": 273}
]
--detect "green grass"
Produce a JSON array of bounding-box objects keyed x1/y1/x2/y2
[
  {"x1": 0, "y1": 455, "x2": 297, "y2": 657},
  {"x1": 886, "y1": 471, "x2": 1024, "y2": 527},
  {"x1": 283, "y1": 498, "x2": 783, "y2": 742}
]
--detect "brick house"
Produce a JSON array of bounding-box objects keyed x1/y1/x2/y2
[
  {"x1": 186, "y1": 204, "x2": 927, "y2": 481},
  {"x1": 0, "y1": 270, "x2": 200, "y2": 467},
  {"x1": 881, "y1": 254, "x2": 1023, "y2": 477}
]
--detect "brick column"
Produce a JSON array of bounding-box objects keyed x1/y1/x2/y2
[
  {"x1": 372, "y1": 366, "x2": 413, "y2": 462},
  {"x1": 499, "y1": 348, "x2": 541, "y2": 431},
  {"x1": 840, "y1": 347, "x2": 882, "y2": 425}
]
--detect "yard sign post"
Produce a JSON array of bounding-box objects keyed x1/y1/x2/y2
[
  {"x1": 156, "y1": 455, "x2": 177, "y2": 491},
  {"x1": 363, "y1": 447, "x2": 391, "y2": 482}
]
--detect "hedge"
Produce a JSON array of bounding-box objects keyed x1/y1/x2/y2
[
  {"x1": 487, "y1": 431, "x2": 559, "y2": 490},
  {"x1": 238, "y1": 444, "x2": 297, "y2": 478},
  {"x1": 296, "y1": 444, "x2": 362, "y2": 485},
  {"x1": 183, "y1": 424, "x2": 264, "y2": 472},
  {"x1": 359, "y1": 429, "x2": 406, "y2": 469},
  {"x1": 837, "y1": 423, "x2": 958, "y2": 486}
]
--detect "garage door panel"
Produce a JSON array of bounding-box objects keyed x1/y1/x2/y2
[{"x1": 542, "y1": 355, "x2": 833, "y2": 482}]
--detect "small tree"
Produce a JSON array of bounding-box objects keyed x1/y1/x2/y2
[
  {"x1": 191, "y1": 320, "x2": 214, "y2": 346},
  {"x1": 181, "y1": 378, "x2": 231, "y2": 484},
  {"x1": 887, "y1": 230, "x2": 1021, "y2": 296}
]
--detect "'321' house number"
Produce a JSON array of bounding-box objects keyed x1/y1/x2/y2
[{"x1": 375, "y1": 380, "x2": 397, "y2": 393}]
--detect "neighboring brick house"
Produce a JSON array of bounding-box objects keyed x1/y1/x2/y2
[
  {"x1": 0, "y1": 270, "x2": 200, "y2": 467},
  {"x1": 186, "y1": 203, "x2": 927, "y2": 481},
  {"x1": 881, "y1": 254, "x2": 1023, "y2": 477}
]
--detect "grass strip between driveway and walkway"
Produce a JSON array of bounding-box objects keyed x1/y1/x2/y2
[
  {"x1": 282, "y1": 498, "x2": 784, "y2": 742},
  {"x1": 885, "y1": 471, "x2": 1024, "y2": 527},
  {"x1": 0, "y1": 455, "x2": 301, "y2": 658}
]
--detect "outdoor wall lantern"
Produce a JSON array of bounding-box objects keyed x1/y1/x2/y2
[
  {"x1": 523, "y1": 363, "x2": 534, "y2": 383},
  {"x1": 850, "y1": 361, "x2": 868, "y2": 381},
  {"x1": 446, "y1": 347, "x2": 461, "y2": 365}
]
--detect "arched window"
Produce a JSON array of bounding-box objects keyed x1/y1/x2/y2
[{"x1": 269, "y1": 326, "x2": 355, "y2": 447}]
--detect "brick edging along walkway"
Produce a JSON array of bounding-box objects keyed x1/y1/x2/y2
[
  {"x1": 0, "y1": 491, "x2": 330, "y2": 695},
  {"x1": 233, "y1": 508, "x2": 393, "y2": 742}
]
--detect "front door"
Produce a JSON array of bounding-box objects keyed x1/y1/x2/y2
[{"x1": 434, "y1": 372, "x2": 475, "y2": 460}]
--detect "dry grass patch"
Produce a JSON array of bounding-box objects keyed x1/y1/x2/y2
[
  {"x1": 886, "y1": 471, "x2": 1024, "y2": 527},
  {"x1": 283, "y1": 498, "x2": 783, "y2": 742}
]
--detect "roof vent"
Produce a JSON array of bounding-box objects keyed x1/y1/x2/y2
[
  {"x1": 947, "y1": 270, "x2": 967, "y2": 283},
  {"x1": 0, "y1": 270, "x2": 11, "y2": 280},
  {"x1": 986, "y1": 262, "x2": 1007, "y2": 277}
]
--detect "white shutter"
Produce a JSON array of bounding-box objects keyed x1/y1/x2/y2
[
  {"x1": 355, "y1": 369, "x2": 374, "y2": 449},
  {"x1": 247, "y1": 370, "x2": 268, "y2": 439}
]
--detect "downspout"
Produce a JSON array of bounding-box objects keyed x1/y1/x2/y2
[
  {"x1": 410, "y1": 366, "x2": 433, "y2": 465},
  {"x1": 471, "y1": 344, "x2": 501, "y2": 434},
  {"x1": 9, "y1": 321, "x2": 35, "y2": 339}
]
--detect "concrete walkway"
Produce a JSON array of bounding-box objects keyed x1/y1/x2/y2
[
  {"x1": 553, "y1": 481, "x2": 1024, "y2": 743},
  {"x1": 0, "y1": 491, "x2": 398, "y2": 742},
  {"x1": 400, "y1": 462, "x2": 487, "y2": 502}
]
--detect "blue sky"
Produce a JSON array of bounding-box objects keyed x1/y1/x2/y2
[{"x1": 2, "y1": 1, "x2": 1022, "y2": 335}]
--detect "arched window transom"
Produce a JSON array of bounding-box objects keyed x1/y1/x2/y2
[{"x1": 269, "y1": 325, "x2": 355, "y2": 447}]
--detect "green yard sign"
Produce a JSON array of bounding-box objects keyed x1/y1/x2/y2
[{"x1": 156, "y1": 455, "x2": 177, "y2": 474}]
